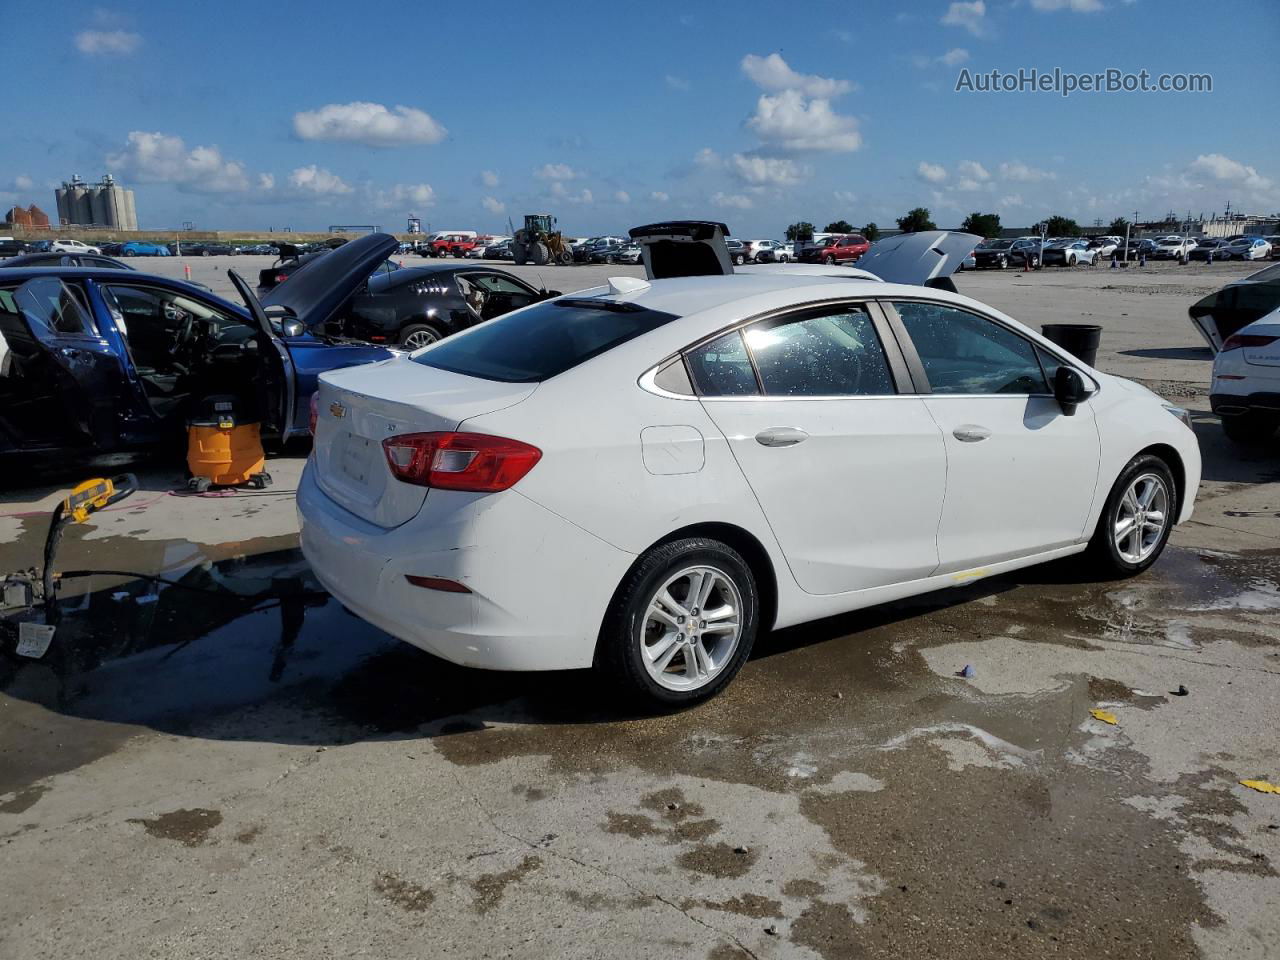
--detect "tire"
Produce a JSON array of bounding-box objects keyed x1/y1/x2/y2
[
  {"x1": 201, "y1": 250, "x2": 211, "y2": 257},
  {"x1": 779, "y1": 255, "x2": 789, "y2": 263},
  {"x1": 596, "y1": 537, "x2": 759, "y2": 707},
  {"x1": 559, "y1": 250, "x2": 573, "y2": 265},
  {"x1": 399, "y1": 322, "x2": 444, "y2": 350},
  {"x1": 1086, "y1": 453, "x2": 1177, "y2": 577},
  {"x1": 530, "y1": 242, "x2": 550, "y2": 266},
  {"x1": 1067, "y1": 255, "x2": 1076, "y2": 266},
  {"x1": 124, "y1": 249, "x2": 136, "y2": 257},
  {"x1": 1221, "y1": 412, "x2": 1277, "y2": 446},
  {"x1": 825, "y1": 255, "x2": 836, "y2": 265}
]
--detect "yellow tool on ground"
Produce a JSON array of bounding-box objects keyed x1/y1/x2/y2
[{"x1": 63, "y1": 477, "x2": 125, "y2": 523}]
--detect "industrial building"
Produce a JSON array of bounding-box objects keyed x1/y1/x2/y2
[{"x1": 54, "y1": 173, "x2": 138, "y2": 230}]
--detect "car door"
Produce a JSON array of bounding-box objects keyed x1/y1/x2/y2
[
  {"x1": 886, "y1": 298, "x2": 1101, "y2": 571},
  {"x1": 0, "y1": 276, "x2": 132, "y2": 451},
  {"x1": 688, "y1": 301, "x2": 948, "y2": 596}
]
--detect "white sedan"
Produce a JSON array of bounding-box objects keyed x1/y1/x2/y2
[
  {"x1": 1222, "y1": 237, "x2": 1273, "y2": 261},
  {"x1": 299, "y1": 225, "x2": 1201, "y2": 705},
  {"x1": 50, "y1": 238, "x2": 101, "y2": 255},
  {"x1": 1191, "y1": 261, "x2": 1280, "y2": 444}
]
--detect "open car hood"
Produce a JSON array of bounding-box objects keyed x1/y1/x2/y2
[
  {"x1": 260, "y1": 232, "x2": 398, "y2": 328},
  {"x1": 629, "y1": 221, "x2": 734, "y2": 280},
  {"x1": 855, "y1": 231, "x2": 982, "y2": 292}
]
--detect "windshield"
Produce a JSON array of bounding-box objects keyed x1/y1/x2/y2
[
  {"x1": 988, "y1": 240, "x2": 1014, "y2": 250},
  {"x1": 412, "y1": 298, "x2": 679, "y2": 382}
]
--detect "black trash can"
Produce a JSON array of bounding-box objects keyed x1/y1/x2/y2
[{"x1": 1041, "y1": 323, "x2": 1101, "y2": 367}]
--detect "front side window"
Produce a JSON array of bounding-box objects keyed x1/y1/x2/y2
[
  {"x1": 471, "y1": 273, "x2": 533, "y2": 296},
  {"x1": 893, "y1": 301, "x2": 1049, "y2": 395},
  {"x1": 746, "y1": 307, "x2": 895, "y2": 397}
]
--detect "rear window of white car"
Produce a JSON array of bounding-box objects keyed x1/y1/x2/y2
[{"x1": 412, "y1": 298, "x2": 680, "y2": 382}]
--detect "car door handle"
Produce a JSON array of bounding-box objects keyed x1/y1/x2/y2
[
  {"x1": 952, "y1": 424, "x2": 991, "y2": 442},
  {"x1": 755, "y1": 427, "x2": 809, "y2": 447}
]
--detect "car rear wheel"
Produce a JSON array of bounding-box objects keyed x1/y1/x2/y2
[
  {"x1": 597, "y1": 538, "x2": 758, "y2": 706},
  {"x1": 1086, "y1": 454, "x2": 1176, "y2": 577},
  {"x1": 1067, "y1": 255, "x2": 1076, "y2": 266},
  {"x1": 1221, "y1": 412, "x2": 1277, "y2": 446},
  {"x1": 399, "y1": 323, "x2": 444, "y2": 350},
  {"x1": 825, "y1": 255, "x2": 836, "y2": 265}
]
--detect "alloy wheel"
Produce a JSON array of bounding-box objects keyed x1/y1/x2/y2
[
  {"x1": 639, "y1": 565, "x2": 742, "y2": 692},
  {"x1": 1113, "y1": 473, "x2": 1169, "y2": 564},
  {"x1": 402, "y1": 328, "x2": 440, "y2": 350}
]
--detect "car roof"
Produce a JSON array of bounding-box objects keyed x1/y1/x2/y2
[{"x1": 568, "y1": 272, "x2": 916, "y2": 317}]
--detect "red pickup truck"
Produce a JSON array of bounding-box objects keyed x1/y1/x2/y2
[
  {"x1": 797, "y1": 234, "x2": 870, "y2": 264},
  {"x1": 427, "y1": 233, "x2": 480, "y2": 257}
]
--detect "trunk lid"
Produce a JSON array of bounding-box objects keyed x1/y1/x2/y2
[
  {"x1": 312, "y1": 358, "x2": 538, "y2": 527},
  {"x1": 1188, "y1": 270, "x2": 1280, "y2": 353},
  {"x1": 629, "y1": 220, "x2": 734, "y2": 279},
  {"x1": 855, "y1": 230, "x2": 982, "y2": 292}
]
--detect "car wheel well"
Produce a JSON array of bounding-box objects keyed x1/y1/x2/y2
[
  {"x1": 640, "y1": 523, "x2": 778, "y2": 632},
  {"x1": 1135, "y1": 443, "x2": 1185, "y2": 516}
]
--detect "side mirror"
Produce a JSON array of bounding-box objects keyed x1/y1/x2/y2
[
  {"x1": 1054, "y1": 366, "x2": 1088, "y2": 416},
  {"x1": 542, "y1": 289, "x2": 562, "y2": 298},
  {"x1": 280, "y1": 318, "x2": 305, "y2": 338}
]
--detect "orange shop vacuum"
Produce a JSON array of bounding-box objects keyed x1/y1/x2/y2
[{"x1": 185, "y1": 394, "x2": 273, "y2": 492}]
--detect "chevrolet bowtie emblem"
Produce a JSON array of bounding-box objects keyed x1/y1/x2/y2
[{"x1": 329, "y1": 402, "x2": 346, "y2": 418}]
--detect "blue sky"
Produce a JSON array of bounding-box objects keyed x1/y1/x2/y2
[{"x1": 3, "y1": 1, "x2": 1277, "y2": 235}]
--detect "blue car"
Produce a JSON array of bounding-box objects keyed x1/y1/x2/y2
[
  {"x1": 119, "y1": 241, "x2": 172, "y2": 257},
  {"x1": 0, "y1": 233, "x2": 397, "y2": 462}
]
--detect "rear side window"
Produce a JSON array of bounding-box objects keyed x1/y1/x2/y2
[
  {"x1": 413, "y1": 298, "x2": 679, "y2": 382},
  {"x1": 15, "y1": 277, "x2": 98, "y2": 337},
  {"x1": 746, "y1": 307, "x2": 895, "y2": 397},
  {"x1": 687, "y1": 331, "x2": 758, "y2": 396}
]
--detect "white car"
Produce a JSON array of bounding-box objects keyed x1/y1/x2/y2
[
  {"x1": 1191, "y1": 261, "x2": 1280, "y2": 444},
  {"x1": 468, "y1": 236, "x2": 510, "y2": 258},
  {"x1": 50, "y1": 238, "x2": 101, "y2": 255},
  {"x1": 299, "y1": 225, "x2": 1201, "y2": 705},
  {"x1": 1221, "y1": 237, "x2": 1272, "y2": 261},
  {"x1": 1153, "y1": 236, "x2": 1197, "y2": 259}
]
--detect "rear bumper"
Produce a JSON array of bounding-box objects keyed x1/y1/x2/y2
[
  {"x1": 297, "y1": 464, "x2": 636, "y2": 671},
  {"x1": 1211, "y1": 391, "x2": 1280, "y2": 417}
]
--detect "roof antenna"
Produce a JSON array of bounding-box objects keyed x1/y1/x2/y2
[{"x1": 536, "y1": 271, "x2": 547, "y2": 293}]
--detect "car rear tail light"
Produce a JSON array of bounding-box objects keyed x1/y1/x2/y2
[
  {"x1": 382, "y1": 432, "x2": 542, "y2": 492},
  {"x1": 275, "y1": 273, "x2": 288, "y2": 284},
  {"x1": 1221, "y1": 334, "x2": 1279, "y2": 351},
  {"x1": 309, "y1": 393, "x2": 319, "y2": 436}
]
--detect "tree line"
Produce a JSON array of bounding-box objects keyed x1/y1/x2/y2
[{"x1": 783, "y1": 211, "x2": 1135, "y2": 242}]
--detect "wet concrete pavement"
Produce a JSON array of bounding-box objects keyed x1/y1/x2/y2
[{"x1": 2, "y1": 268, "x2": 1280, "y2": 959}]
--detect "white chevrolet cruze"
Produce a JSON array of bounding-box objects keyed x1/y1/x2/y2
[{"x1": 298, "y1": 225, "x2": 1201, "y2": 705}]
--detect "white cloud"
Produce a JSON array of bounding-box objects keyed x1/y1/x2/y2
[
  {"x1": 998, "y1": 194, "x2": 1025, "y2": 207},
  {"x1": 938, "y1": 47, "x2": 970, "y2": 67},
  {"x1": 1188, "y1": 153, "x2": 1273, "y2": 191},
  {"x1": 288, "y1": 165, "x2": 353, "y2": 196},
  {"x1": 14, "y1": 175, "x2": 34, "y2": 191},
  {"x1": 482, "y1": 196, "x2": 505, "y2": 214},
  {"x1": 257, "y1": 173, "x2": 275, "y2": 191},
  {"x1": 480, "y1": 170, "x2": 500, "y2": 188},
  {"x1": 1030, "y1": 0, "x2": 1104, "y2": 11},
  {"x1": 941, "y1": 1, "x2": 986, "y2": 35},
  {"x1": 665, "y1": 74, "x2": 690, "y2": 91},
  {"x1": 958, "y1": 160, "x2": 990, "y2": 181},
  {"x1": 711, "y1": 192, "x2": 754, "y2": 210},
  {"x1": 292, "y1": 102, "x2": 447, "y2": 147},
  {"x1": 917, "y1": 161, "x2": 948, "y2": 183},
  {"x1": 747, "y1": 90, "x2": 862, "y2": 152},
  {"x1": 74, "y1": 29, "x2": 141, "y2": 56},
  {"x1": 999, "y1": 160, "x2": 1056, "y2": 182},
  {"x1": 106, "y1": 131, "x2": 254, "y2": 193},
  {"x1": 833, "y1": 190, "x2": 857, "y2": 205},
  {"x1": 694, "y1": 147, "x2": 722, "y2": 168},
  {"x1": 550, "y1": 182, "x2": 593, "y2": 204},
  {"x1": 534, "y1": 162, "x2": 579, "y2": 181},
  {"x1": 650, "y1": 191, "x2": 670, "y2": 202},
  {"x1": 614, "y1": 190, "x2": 631, "y2": 203},
  {"x1": 740, "y1": 53, "x2": 852, "y2": 98},
  {"x1": 730, "y1": 153, "x2": 808, "y2": 186}
]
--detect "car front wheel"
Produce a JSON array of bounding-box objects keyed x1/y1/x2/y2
[
  {"x1": 1087, "y1": 454, "x2": 1176, "y2": 577},
  {"x1": 597, "y1": 537, "x2": 758, "y2": 706}
]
